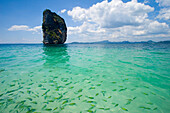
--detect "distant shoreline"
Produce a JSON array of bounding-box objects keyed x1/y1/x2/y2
[
  {"x1": 69, "y1": 40, "x2": 170, "y2": 44},
  {"x1": 0, "y1": 40, "x2": 170, "y2": 44}
]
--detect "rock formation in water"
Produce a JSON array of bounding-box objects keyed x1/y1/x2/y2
[{"x1": 42, "y1": 9, "x2": 67, "y2": 44}]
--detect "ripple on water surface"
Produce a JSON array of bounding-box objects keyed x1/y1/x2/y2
[{"x1": 0, "y1": 43, "x2": 170, "y2": 113}]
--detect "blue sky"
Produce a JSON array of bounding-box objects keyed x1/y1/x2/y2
[{"x1": 0, "y1": 0, "x2": 169, "y2": 43}]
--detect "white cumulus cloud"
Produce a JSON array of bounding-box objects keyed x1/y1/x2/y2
[
  {"x1": 68, "y1": 0, "x2": 154, "y2": 28},
  {"x1": 66, "y1": 0, "x2": 170, "y2": 42},
  {"x1": 145, "y1": 21, "x2": 169, "y2": 34},
  {"x1": 8, "y1": 25, "x2": 42, "y2": 33}
]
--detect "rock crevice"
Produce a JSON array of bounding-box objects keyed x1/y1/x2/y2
[{"x1": 42, "y1": 9, "x2": 67, "y2": 44}]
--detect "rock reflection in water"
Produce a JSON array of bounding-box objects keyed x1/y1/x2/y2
[{"x1": 42, "y1": 44, "x2": 70, "y2": 68}]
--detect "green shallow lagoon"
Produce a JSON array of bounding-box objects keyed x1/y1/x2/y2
[{"x1": 0, "y1": 43, "x2": 170, "y2": 113}]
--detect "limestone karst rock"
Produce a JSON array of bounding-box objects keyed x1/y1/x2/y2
[{"x1": 42, "y1": 9, "x2": 67, "y2": 44}]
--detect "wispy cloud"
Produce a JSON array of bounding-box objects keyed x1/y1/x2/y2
[
  {"x1": 156, "y1": 0, "x2": 170, "y2": 7},
  {"x1": 8, "y1": 25, "x2": 42, "y2": 33},
  {"x1": 60, "y1": 9, "x2": 67, "y2": 13},
  {"x1": 157, "y1": 8, "x2": 170, "y2": 20}
]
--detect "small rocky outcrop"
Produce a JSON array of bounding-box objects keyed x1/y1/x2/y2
[{"x1": 42, "y1": 9, "x2": 67, "y2": 44}]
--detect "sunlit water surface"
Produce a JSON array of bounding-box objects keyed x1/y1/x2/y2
[{"x1": 0, "y1": 44, "x2": 170, "y2": 113}]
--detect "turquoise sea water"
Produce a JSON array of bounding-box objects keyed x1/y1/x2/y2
[{"x1": 0, "y1": 43, "x2": 170, "y2": 113}]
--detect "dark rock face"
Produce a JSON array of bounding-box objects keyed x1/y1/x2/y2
[{"x1": 42, "y1": 9, "x2": 67, "y2": 44}]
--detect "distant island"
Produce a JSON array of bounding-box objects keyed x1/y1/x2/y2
[{"x1": 69, "y1": 40, "x2": 170, "y2": 44}]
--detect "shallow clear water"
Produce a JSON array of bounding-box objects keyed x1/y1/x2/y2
[{"x1": 0, "y1": 43, "x2": 170, "y2": 113}]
